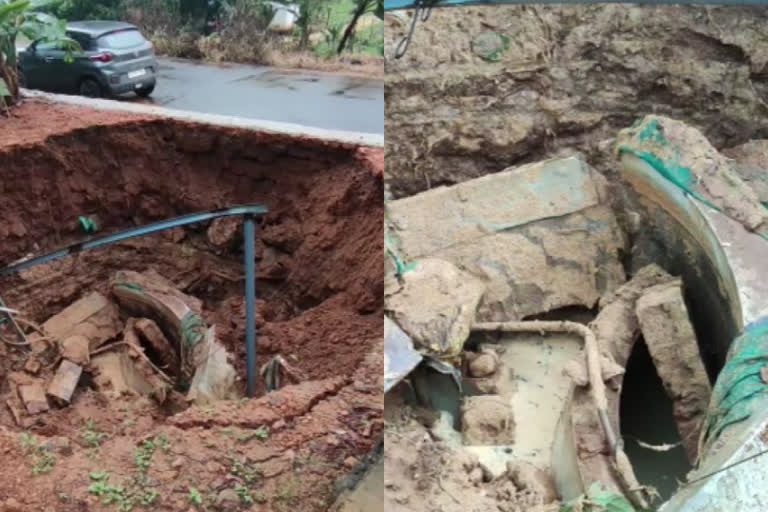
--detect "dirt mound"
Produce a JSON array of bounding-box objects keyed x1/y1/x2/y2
[
  {"x1": 384, "y1": 5, "x2": 768, "y2": 199},
  {"x1": 0, "y1": 101, "x2": 383, "y2": 510},
  {"x1": 384, "y1": 398, "x2": 559, "y2": 512}
]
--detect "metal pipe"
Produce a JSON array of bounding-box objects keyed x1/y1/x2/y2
[
  {"x1": 243, "y1": 214, "x2": 257, "y2": 397},
  {"x1": 0, "y1": 204, "x2": 268, "y2": 276}
]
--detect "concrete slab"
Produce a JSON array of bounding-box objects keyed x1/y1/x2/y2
[{"x1": 386, "y1": 156, "x2": 626, "y2": 321}]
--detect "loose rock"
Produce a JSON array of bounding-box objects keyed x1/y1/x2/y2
[
  {"x1": 460, "y1": 395, "x2": 515, "y2": 445},
  {"x1": 60, "y1": 335, "x2": 90, "y2": 365},
  {"x1": 385, "y1": 258, "x2": 485, "y2": 361},
  {"x1": 47, "y1": 360, "x2": 83, "y2": 405},
  {"x1": 18, "y1": 382, "x2": 49, "y2": 414},
  {"x1": 43, "y1": 292, "x2": 122, "y2": 351}
]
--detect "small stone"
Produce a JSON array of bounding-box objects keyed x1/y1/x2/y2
[
  {"x1": 207, "y1": 217, "x2": 240, "y2": 248},
  {"x1": 47, "y1": 360, "x2": 83, "y2": 405},
  {"x1": 18, "y1": 382, "x2": 49, "y2": 414},
  {"x1": 761, "y1": 364, "x2": 768, "y2": 384},
  {"x1": 343, "y1": 456, "x2": 358, "y2": 469},
  {"x1": 216, "y1": 488, "x2": 239, "y2": 509},
  {"x1": 60, "y1": 335, "x2": 90, "y2": 365},
  {"x1": 23, "y1": 357, "x2": 41, "y2": 375},
  {"x1": 171, "y1": 456, "x2": 185, "y2": 469},
  {"x1": 272, "y1": 419, "x2": 286, "y2": 430},
  {"x1": 506, "y1": 461, "x2": 558, "y2": 504},
  {"x1": 206, "y1": 461, "x2": 223, "y2": 474},
  {"x1": 469, "y1": 353, "x2": 497, "y2": 377}
]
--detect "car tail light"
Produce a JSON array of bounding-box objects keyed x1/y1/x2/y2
[{"x1": 89, "y1": 52, "x2": 114, "y2": 63}]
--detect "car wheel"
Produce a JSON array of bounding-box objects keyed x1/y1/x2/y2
[
  {"x1": 79, "y1": 78, "x2": 103, "y2": 98},
  {"x1": 136, "y1": 84, "x2": 155, "y2": 98}
]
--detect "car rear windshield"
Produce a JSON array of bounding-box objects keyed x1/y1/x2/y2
[{"x1": 97, "y1": 29, "x2": 145, "y2": 49}]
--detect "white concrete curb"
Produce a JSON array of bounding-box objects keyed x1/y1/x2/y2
[{"x1": 21, "y1": 89, "x2": 384, "y2": 148}]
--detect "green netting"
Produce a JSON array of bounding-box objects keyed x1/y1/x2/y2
[
  {"x1": 701, "y1": 318, "x2": 768, "y2": 450},
  {"x1": 618, "y1": 117, "x2": 768, "y2": 241},
  {"x1": 385, "y1": 229, "x2": 416, "y2": 276}
]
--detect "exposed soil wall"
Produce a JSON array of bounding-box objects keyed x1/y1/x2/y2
[
  {"x1": 384, "y1": 5, "x2": 768, "y2": 199},
  {"x1": 0, "y1": 100, "x2": 383, "y2": 511}
]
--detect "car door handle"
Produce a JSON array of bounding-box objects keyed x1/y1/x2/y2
[{"x1": 44, "y1": 56, "x2": 55, "y2": 63}]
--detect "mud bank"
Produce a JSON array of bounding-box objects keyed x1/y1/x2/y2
[
  {"x1": 384, "y1": 5, "x2": 768, "y2": 199},
  {"x1": 0, "y1": 100, "x2": 383, "y2": 511}
]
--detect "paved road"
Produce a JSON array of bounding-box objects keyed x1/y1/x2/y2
[{"x1": 149, "y1": 58, "x2": 383, "y2": 134}]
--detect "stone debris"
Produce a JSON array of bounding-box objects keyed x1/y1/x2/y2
[
  {"x1": 460, "y1": 395, "x2": 515, "y2": 445},
  {"x1": 23, "y1": 357, "x2": 41, "y2": 375},
  {"x1": 46, "y1": 360, "x2": 83, "y2": 405},
  {"x1": 466, "y1": 350, "x2": 500, "y2": 378},
  {"x1": 506, "y1": 461, "x2": 558, "y2": 504},
  {"x1": 42, "y1": 291, "x2": 122, "y2": 351},
  {"x1": 207, "y1": 216, "x2": 240, "y2": 247},
  {"x1": 18, "y1": 381, "x2": 49, "y2": 414},
  {"x1": 636, "y1": 279, "x2": 711, "y2": 462},
  {"x1": 60, "y1": 335, "x2": 90, "y2": 365},
  {"x1": 385, "y1": 258, "x2": 485, "y2": 362}
]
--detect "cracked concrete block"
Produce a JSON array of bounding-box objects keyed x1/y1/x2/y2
[
  {"x1": 18, "y1": 382, "x2": 49, "y2": 415},
  {"x1": 385, "y1": 258, "x2": 485, "y2": 361},
  {"x1": 43, "y1": 292, "x2": 122, "y2": 351},
  {"x1": 636, "y1": 279, "x2": 711, "y2": 462},
  {"x1": 46, "y1": 360, "x2": 83, "y2": 405},
  {"x1": 60, "y1": 335, "x2": 90, "y2": 365},
  {"x1": 386, "y1": 157, "x2": 626, "y2": 321}
]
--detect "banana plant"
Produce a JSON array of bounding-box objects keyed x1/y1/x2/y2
[
  {"x1": 0, "y1": 0, "x2": 73, "y2": 108},
  {"x1": 336, "y1": 0, "x2": 382, "y2": 54}
]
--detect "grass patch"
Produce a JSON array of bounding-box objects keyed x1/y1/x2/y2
[{"x1": 20, "y1": 432, "x2": 56, "y2": 475}]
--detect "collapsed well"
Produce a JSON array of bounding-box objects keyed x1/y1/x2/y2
[{"x1": 0, "y1": 102, "x2": 384, "y2": 510}]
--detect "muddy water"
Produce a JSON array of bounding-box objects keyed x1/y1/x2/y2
[{"x1": 620, "y1": 339, "x2": 692, "y2": 502}]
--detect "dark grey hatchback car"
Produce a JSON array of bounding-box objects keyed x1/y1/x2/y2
[{"x1": 18, "y1": 21, "x2": 158, "y2": 98}]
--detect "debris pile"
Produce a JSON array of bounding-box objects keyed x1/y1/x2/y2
[
  {"x1": 4, "y1": 269, "x2": 239, "y2": 427},
  {"x1": 385, "y1": 152, "x2": 716, "y2": 508}
]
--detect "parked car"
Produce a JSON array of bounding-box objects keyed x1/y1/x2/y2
[{"x1": 17, "y1": 21, "x2": 157, "y2": 98}]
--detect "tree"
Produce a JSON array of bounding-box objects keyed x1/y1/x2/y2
[
  {"x1": 0, "y1": 0, "x2": 73, "y2": 109},
  {"x1": 336, "y1": 0, "x2": 381, "y2": 55}
]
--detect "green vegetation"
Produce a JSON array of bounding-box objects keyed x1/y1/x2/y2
[
  {"x1": 228, "y1": 455, "x2": 263, "y2": 485},
  {"x1": 0, "y1": 0, "x2": 74, "y2": 108},
  {"x1": 188, "y1": 487, "x2": 203, "y2": 505},
  {"x1": 234, "y1": 484, "x2": 253, "y2": 504},
  {"x1": 87, "y1": 434, "x2": 169, "y2": 511},
  {"x1": 82, "y1": 420, "x2": 109, "y2": 448},
  {"x1": 51, "y1": 0, "x2": 382, "y2": 66},
  {"x1": 559, "y1": 483, "x2": 653, "y2": 512},
  {"x1": 20, "y1": 432, "x2": 56, "y2": 475}
]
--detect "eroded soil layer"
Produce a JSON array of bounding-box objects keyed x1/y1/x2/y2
[
  {"x1": 0, "y1": 100, "x2": 383, "y2": 511},
  {"x1": 385, "y1": 5, "x2": 768, "y2": 199}
]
